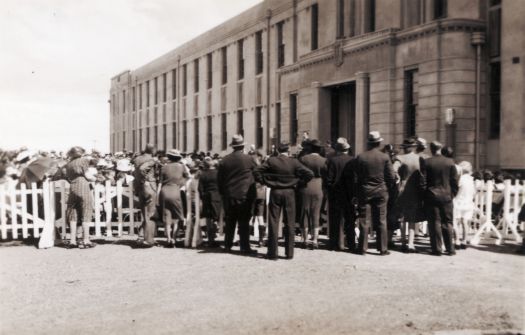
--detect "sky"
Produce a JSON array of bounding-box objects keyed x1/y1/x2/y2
[{"x1": 0, "y1": 0, "x2": 261, "y2": 153}]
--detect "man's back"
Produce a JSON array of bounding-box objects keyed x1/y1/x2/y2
[
  {"x1": 254, "y1": 154, "x2": 313, "y2": 189},
  {"x1": 355, "y1": 148, "x2": 395, "y2": 200},
  {"x1": 325, "y1": 153, "x2": 353, "y2": 193},
  {"x1": 423, "y1": 155, "x2": 458, "y2": 203},
  {"x1": 217, "y1": 150, "x2": 256, "y2": 199}
]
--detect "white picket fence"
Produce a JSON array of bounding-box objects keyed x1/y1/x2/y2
[{"x1": 0, "y1": 179, "x2": 524, "y2": 247}]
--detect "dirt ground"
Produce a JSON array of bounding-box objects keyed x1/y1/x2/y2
[{"x1": 0, "y1": 234, "x2": 524, "y2": 335}]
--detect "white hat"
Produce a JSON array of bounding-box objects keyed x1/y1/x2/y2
[
  {"x1": 116, "y1": 159, "x2": 132, "y2": 172},
  {"x1": 15, "y1": 150, "x2": 34, "y2": 162}
]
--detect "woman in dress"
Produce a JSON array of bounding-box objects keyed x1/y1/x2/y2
[
  {"x1": 453, "y1": 161, "x2": 475, "y2": 249},
  {"x1": 159, "y1": 149, "x2": 188, "y2": 247},
  {"x1": 65, "y1": 146, "x2": 97, "y2": 249},
  {"x1": 198, "y1": 157, "x2": 221, "y2": 247}
]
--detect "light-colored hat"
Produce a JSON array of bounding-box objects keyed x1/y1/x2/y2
[
  {"x1": 15, "y1": 150, "x2": 34, "y2": 162},
  {"x1": 336, "y1": 137, "x2": 350, "y2": 151},
  {"x1": 167, "y1": 149, "x2": 182, "y2": 159},
  {"x1": 203, "y1": 157, "x2": 218, "y2": 168},
  {"x1": 116, "y1": 159, "x2": 132, "y2": 172},
  {"x1": 416, "y1": 137, "x2": 427, "y2": 149},
  {"x1": 367, "y1": 131, "x2": 384, "y2": 143},
  {"x1": 230, "y1": 134, "x2": 246, "y2": 147}
]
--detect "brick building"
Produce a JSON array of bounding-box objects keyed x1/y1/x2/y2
[{"x1": 110, "y1": 0, "x2": 524, "y2": 170}]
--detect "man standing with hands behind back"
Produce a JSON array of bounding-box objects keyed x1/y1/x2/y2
[
  {"x1": 421, "y1": 141, "x2": 459, "y2": 256},
  {"x1": 217, "y1": 135, "x2": 257, "y2": 254},
  {"x1": 254, "y1": 143, "x2": 313, "y2": 260}
]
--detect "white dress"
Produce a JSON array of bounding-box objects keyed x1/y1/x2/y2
[{"x1": 454, "y1": 174, "x2": 475, "y2": 221}]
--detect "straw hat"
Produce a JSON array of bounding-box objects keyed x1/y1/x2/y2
[
  {"x1": 230, "y1": 134, "x2": 246, "y2": 147},
  {"x1": 367, "y1": 131, "x2": 384, "y2": 143},
  {"x1": 335, "y1": 137, "x2": 350, "y2": 151},
  {"x1": 116, "y1": 159, "x2": 132, "y2": 172},
  {"x1": 167, "y1": 149, "x2": 182, "y2": 159}
]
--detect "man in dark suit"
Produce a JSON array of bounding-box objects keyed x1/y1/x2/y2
[
  {"x1": 421, "y1": 141, "x2": 459, "y2": 256},
  {"x1": 254, "y1": 143, "x2": 313, "y2": 260},
  {"x1": 217, "y1": 135, "x2": 257, "y2": 254},
  {"x1": 354, "y1": 131, "x2": 396, "y2": 255},
  {"x1": 325, "y1": 137, "x2": 354, "y2": 251}
]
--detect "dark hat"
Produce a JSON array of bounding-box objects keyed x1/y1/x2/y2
[
  {"x1": 367, "y1": 131, "x2": 384, "y2": 143},
  {"x1": 401, "y1": 138, "x2": 417, "y2": 148},
  {"x1": 230, "y1": 134, "x2": 246, "y2": 147},
  {"x1": 335, "y1": 137, "x2": 350, "y2": 151},
  {"x1": 67, "y1": 146, "x2": 85, "y2": 159},
  {"x1": 309, "y1": 139, "x2": 322, "y2": 148},
  {"x1": 277, "y1": 142, "x2": 290, "y2": 152}
]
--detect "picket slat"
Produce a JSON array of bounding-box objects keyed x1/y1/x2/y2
[
  {"x1": 0, "y1": 188, "x2": 7, "y2": 239},
  {"x1": 129, "y1": 183, "x2": 135, "y2": 235},
  {"x1": 104, "y1": 181, "x2": 112, "y2": 237},
  {"x1": 9, "y1": 186, "x2": 18, "y2": 239},
  {"x1": 20, "y1": 184, "x2": 28, "y2": 238},
  {"x1": 94, "y1": 184, "x2": 102, "y2": 237},
  {"x1": 60, "y1": 181, "x2": 67, "y2": 238},
  {"x1": 31, "y1": 183, "x2": 40, "y2": 238},
  {"x1": 116, "y1": 180, "x2": 123, "y2": 237}
]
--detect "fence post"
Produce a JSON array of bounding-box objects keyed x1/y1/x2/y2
[
  {"x1": 9, "y1": 185, "x2": 18, "y2": 239},
  {"x1": 31, "y1": 183, "x2": 40, "y2": 238},
  {"x1": 38, "y1": 181, "x2": 55, "y2": 249},
  {"x1": 129, "y1": 183, "x2": 135, "y2": 235},
  {"x1": 471, "y1": 180, "x2": 502, "y2": 245},
  {"x1": 105, "y1": 180, "x2": 112, "y2": 237}
]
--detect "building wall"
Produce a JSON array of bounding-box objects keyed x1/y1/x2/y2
[{"x1": 110, "y1": 0, "x2": 524, "y2": 170}]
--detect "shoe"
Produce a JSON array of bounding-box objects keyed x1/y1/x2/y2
[
  {"x1": 379, "y1": 250, "x2": 390, "y2": 256},
  {"x1": 224, "y1": 247, "x2": 232, "y2": 253},
  {"x1": 240, "y1": 248, "x2": 257, "y2": 255},
  {"x1": 311, "y1": 242, "x2": 319, "y2": 250},
  {"x1": 447, "y1": 250, "x2": 456, "y2": 256},
  {"x1": 407, "y1": 248, "x2": 418, "y2": 253},
  {"x1": 66, "y1": 242, "x2": 78, "y2": 249},
  {"x1": 460, "y1": 244, "x2": 467, "y2": 250},
  {"x1": 431, "y1": 251, "x2": 442, "y2": 256},
  {"x1": 300, "y1": 242, "x2": 307, "y2": 249},
  {"x1": 285, "y1": 255, "x2": 293, "y2": 260},
  {"x1": 165, "y1": 241, "x2": 175, "y2": 248},
  {"x1": 208, "y1": 241, "x2": 220, "y2": 248},
  {"x1": 266, "y1": 255, "x2": 278, "y2": 261}
]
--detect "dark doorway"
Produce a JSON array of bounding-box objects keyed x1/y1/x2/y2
[{"x1": 329, "y1": 82, "x2": 356, "y2": 151}]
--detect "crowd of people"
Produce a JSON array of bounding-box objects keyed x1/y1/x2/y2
[{"x1": 1, "y1": 131, "x2": 524, "y2": 257}]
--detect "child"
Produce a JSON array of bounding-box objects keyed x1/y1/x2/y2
[{"x1": 454, "y1": 161, "x2": 475, "y2": 249}]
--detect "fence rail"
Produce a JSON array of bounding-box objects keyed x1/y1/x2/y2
[{"x1": 0, "y1": 179, "x2": 524, "y2": 248}]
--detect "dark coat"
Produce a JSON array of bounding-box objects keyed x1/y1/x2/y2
[
  {"x1": 217, "y1": 150, "x2": 257, "y2": 200},
  {"x1": 254, "y1": 154, "x2": 314, "y2": 189},
  {"x1": 325, "y1": 152, "x2": 353, "y2": 195},
  {"x1": 421, "y1": 154, "x2": 459, "y2": 203},
  {"x1": 354, "y1": 147, "x2": 396, "y2": 201}
]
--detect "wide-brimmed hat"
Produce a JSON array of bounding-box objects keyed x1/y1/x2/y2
[
  {"x1": 230, "y1": 134, "x2": 246, "y2": 147},
  {"x1": 15, "y1": 150, "x2": 34, "y2": 163},
  {"x1": 167, "y1": 149, "x2": 182, "y2": 159},
  {"x1": 309, "y1": 139, "x2": 323, "y2": 148},
  {"x1": 116, "y1": 159, "x2": 132, "y2": 172},
  {"x1": 401, "y1": 138, "x2": 417, "y2": 148},
  {"x1": 335, "y1": 137, "x2": 350, "y2": 151},
  {"x1": 367, "y1": 131, "x2": 383, "y2": 143}
]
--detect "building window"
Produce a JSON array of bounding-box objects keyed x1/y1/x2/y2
[
  {"x1": 139, "y1": 129, "x2": 143, "y2": 149},
  {"x1": 183, "y1": 64, "x2": 187, "y2": 96},
  {"x1": 349, "y1": 0, "x2": 356, "y2": 37},
  {"x1": 221, "y1": 46, "x2": 228, "y2": 85},
  {"x1": 139, "y1": 84, "x2": 143, "y2": 109},
  {"x1": 255, "y1": 107, "x2": 263, "y2": 149},
  {"x1": 146, "y1": 81, "x2": 150, "y2": 107},
  {"x1": 221, "y1": 113, "x2": 227, "y2": 150},
  {"x1": 154, "y1": 107, "x2": 158, "y2": 125},
  {"x1": 277, "y1": 21, "x2": 285, "y2": 68},
  {"x1": 123, "y1": 131, "x2": 126, "y2": 150},
  {"x1": 172, "y1": 122, "x2": 177, "y2": 148},
  {"x1": 238, "y1": 39, "x2": 244, "y2": 80},
  {"x1": 154, "y1": 77, "x2": 158, "y2": 105},
  {"x1": 364, "y1": 0, "x2": 376, "y2": 33},
  {"x1": 433, "y1": 0, "x2": 447, "y2": 19},
  {"x1": 183, "y1": 121, "x2": 187, "y2": 152},
  {"x1": 194, "y1": 118, "x2": 199, "y2": 151},
  {"x1": 255, "y1": 30, "x2": 263, "y2": 75},
  {"x1": 146, "y1": 127, "x2": 150, "y2": 144},
  {"x1": 221, "y1": 86, "x2": 227, "y2": 111},
  {"x1": 405, "y1": 0, "x2": 422, "y2": 27},
  {"x1": 154, "y1": 126, "x2": 158, "y2": 148},
  {"x1": 489, "y1": 4, "x2": 501, "y2": 58},
  {"x1": 207, "y1": 53, "x2": 212, "y2": 90},
  {"x1": 404, "y1": 69, "x2": 419, "y2": 138},
  {"x1": 122, "y1": 90, "x2": 126, "y2": 113},
  {"x1": 337, "y1": 0, "x2": 344, "y2": 38},
  {"x1": 311, "y1": 4, "x2": 319, "y2": 50},
  {"x1": 489, "y1": 62, "x2": 501, "y2": 139},
  {"x1": 236, "y1": 110, "x2": 244, "y2": 136},
  {"x1": 207, "y1": 115, "x2": 212, "y2": 151},
  {"x1": 172, "y1": 69, "x2": 177, "y2": 100},
  {"x1": 132, "y1": 87, "x2": 136, "y2": 111},
  {"x1": 163, "y1": 73, "x2": 167, "y2": 102},
  {"x1": 194, "y1": 58, "x2": 199, "y2": 93},
  {"x1": 289, "y1": 94, "x2": 298, "y2": 145},
  {"x1": 237, "y1": 82, "x2": 243, "y2": 108},
  {"x1": 275, "y1": 103, "x2": 281, "y2": 145},
  {"x1": 162, "y1": 124, "x2": 167, "y2": 150}
]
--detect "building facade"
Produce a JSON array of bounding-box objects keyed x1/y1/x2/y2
[{"x1": 110, "y1": 0, "x2": 524, "y2": 170}]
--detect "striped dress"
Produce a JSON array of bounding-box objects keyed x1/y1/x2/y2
[{"x1": 65, "y1": 157, "x2": 93, "y2": 224}]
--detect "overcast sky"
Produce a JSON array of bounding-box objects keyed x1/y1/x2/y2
[{"x1": 0, "y1": 0, "x2": 261, "y2": 153}]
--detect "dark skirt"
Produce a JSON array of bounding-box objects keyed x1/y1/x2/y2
[{"x1": 201, "y1": 191, "x2": 221, "y2": 221}]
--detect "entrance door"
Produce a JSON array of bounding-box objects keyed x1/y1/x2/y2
[{"x1": 329, "y1": 82, "x2": 356, "y2": 151}]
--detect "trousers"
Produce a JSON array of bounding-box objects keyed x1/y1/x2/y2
[
  {"x1": 358, "y1": 195, "x2": 388, "y2": 253},
  {"x1": 223, "y1": 197, "x2": 252, "y2": 251},
  {"x1": 138, "y1": 182, "x2": 157, "y2": 244},
  {"x1": 328, "y1": 193, "x2": 354, "y2": 250},
  {"x1": 425, "y1": 199, "x2": 454, "y2": 254},
  {"x1": 267, "y1": 189, "x2": 296, "y2": 259}
]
